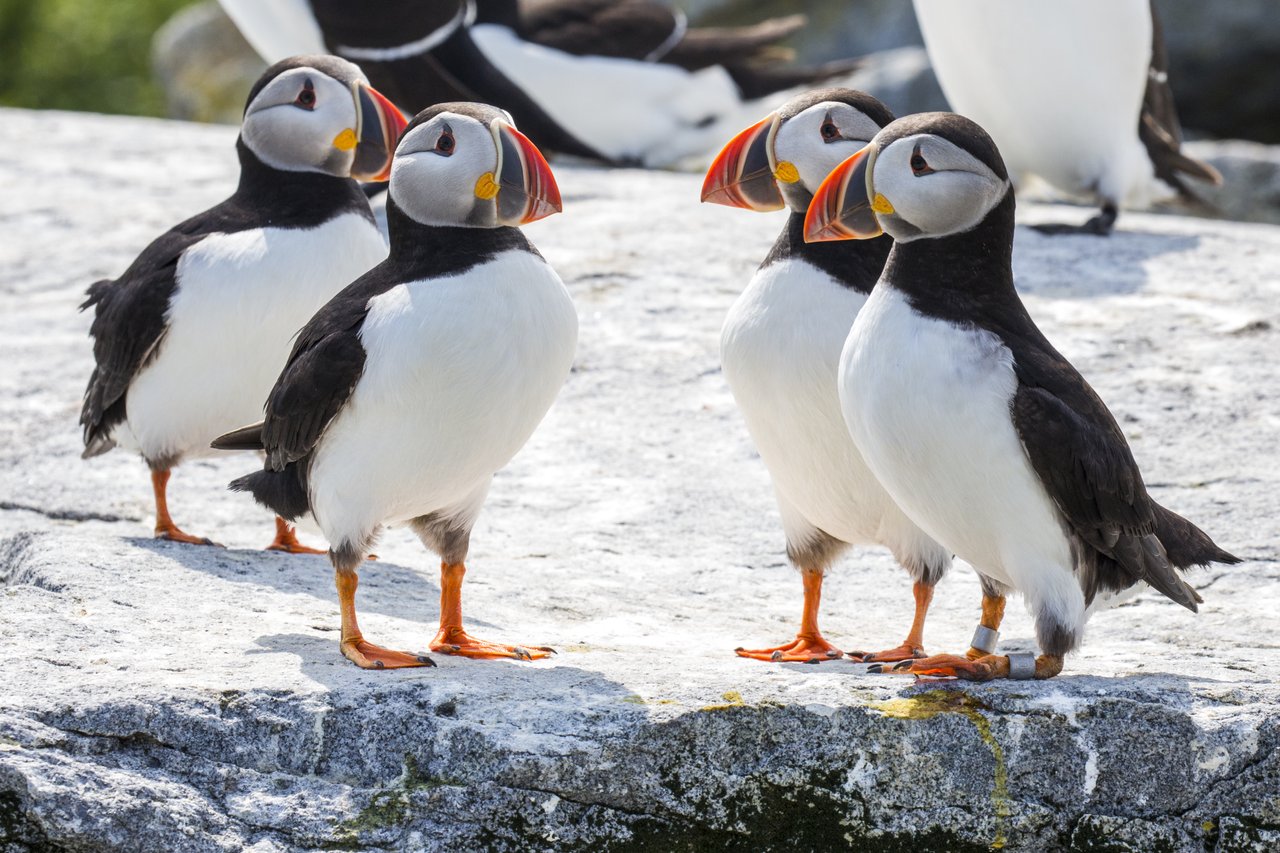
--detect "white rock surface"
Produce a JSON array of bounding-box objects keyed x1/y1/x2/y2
[{"x1": 1, "y1": 108, "x2": 1278, "y2": 852}]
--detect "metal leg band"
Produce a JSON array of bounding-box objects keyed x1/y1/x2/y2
[
  {"x1": 970, "y1": 625, "x2": 1000, "y2": 655},
  {"x1": 1007, "y1": 652, "x2": 1038, "y2": 680}
]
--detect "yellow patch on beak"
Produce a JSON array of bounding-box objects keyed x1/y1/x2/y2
[
  {"x1": 871, "y1": 193, "x2": 895, "y2": 215},
  {"x1": 773, "y1": 161, "x2": 800, "y2": 184},
  {"x1": 474, "y1": 172, "x2": 499, "y2": 200},
  {"x1": 332, "y1": 128, "x2": 358, "y2": 152}
]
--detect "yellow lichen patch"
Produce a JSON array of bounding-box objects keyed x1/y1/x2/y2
[
  {"x1": 622, "y1": 694, "x2": 678, "y2": 706},
  {"x1": 699, "y1": 690, "x2": 746, "y2": 712},
  {"x1": 870, "y1": 690, "x2": 1009, "y2": 850}
]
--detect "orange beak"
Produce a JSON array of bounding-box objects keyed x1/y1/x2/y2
[
  {"x1": 492, "y1": 121, "x2": 563, "y2": 225},
  {"x1": 804, "y1": 144, "x2": 884, "y2": 243},
  {"x1": 700, "y1": 115, "x2": 786, "y2": 212},
  {"x1": 350, "y1": 82, "x2": 409, "y2": 182}
]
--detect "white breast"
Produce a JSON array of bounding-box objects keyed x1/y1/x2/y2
[
  {"x1": 306, "y1": 249, "x2": 578, "y2": 545},
  {"x1": 839, "y1": 285, "x2": 1084, "y2": 627},
  {"x1": 119, "y1": 213, "x2": 388, "y2": 463},
  {"x1": 913, "y1": 0, "x2": 1162, "y2": 207},
  {"x1": 471, "y1": 23, "x2": 769, "y2": 169},
  {"x1": 722, "y1": 259, "x2": 894, "y2": 545}
]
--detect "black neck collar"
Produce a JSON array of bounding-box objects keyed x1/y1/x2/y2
[
  {"x1": 762, "y1": 211, "x2": 892, "y2": 295},
  {"x1": 881, "y1": 190, "x2": 1017, "y2": 322},
  {"x1": 384, "y1": 197, "x2": 535, "y2": 281},
  {"x1": 232, "y1": 139, "x2": 373, "y2": 229}
]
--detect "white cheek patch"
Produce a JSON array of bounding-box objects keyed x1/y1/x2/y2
[
  {"x1": 872, "y1": 135, "x2": 1010, "y2": 241},
  {"x1": 773, "y1": 103, "x2": 883, "y2": 196},
  {"x1": 241, "y1": 73, "x2": 358, "y2": 176}
]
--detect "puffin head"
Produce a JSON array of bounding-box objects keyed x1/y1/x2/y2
[
  {"x1": 388, "y1": 103, "x2": 562, "y2": 228},
  {"x1": 804, "y1": 112, "x2": 1011, "y2": 244},
  {"x1": 700, "y1": 88, "x2": 896, "y2": 214},
  {"x1": 240, "y1": 55, "x2": 407, "y2": 181}
]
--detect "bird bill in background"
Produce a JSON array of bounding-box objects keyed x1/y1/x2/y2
[{"x1": 803, "y1": 145, "x2": 887, "y2": 242}]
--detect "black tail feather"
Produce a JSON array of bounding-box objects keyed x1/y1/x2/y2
[
  {"x1": 1154, "y1": 503, "x2": 1241, "y2": 568},
  {"x1": 212, "y1": 422, "x2": 266, "y2": 452},
  {"x1": 230, "y1": 464, "x2": 309, "y2": 521}
]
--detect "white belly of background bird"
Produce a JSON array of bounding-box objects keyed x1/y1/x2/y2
[
  {"x1": 120, "y1": 215, "x2": 387, "y2": 463},
  {"x1": 308, "y1": 249, "x2": 578, "y2": 552},
  {"x1": 841, "y1": 285, "x2": 1088, "y2": 637},
  {"x1": 913, "y1": 0, "x2": 1157, "y2": 207}
]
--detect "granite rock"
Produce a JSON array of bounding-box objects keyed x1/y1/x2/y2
[{"x1": 1, "y1": 107, "x2": 1278, "y2": 852}]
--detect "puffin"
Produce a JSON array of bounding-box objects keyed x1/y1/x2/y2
[
  {"x1": 701, "y1": 89, "x2": 952, "y2": 664},
  {"x1": 912, "y1": 0, "x2": 1221, "y2": 235},
  {"x1": 213, "y1": 103, "x2": 578, "y2": 669},
  {"x1": 804, "y1": 111, "x2": 1239, "y2": 680},
  {"x1": 216, "y1": 0, "x2": 858, "y2": 168},
  {"x1": 80, "y1": 55, "x2": 404, "y2": 550}
]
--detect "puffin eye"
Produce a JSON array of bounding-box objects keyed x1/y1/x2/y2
[
  {"x1": 295, "y1": 81, "x2": 316, "y2": 110},
  {"x1": 820, "y1": 118, "x2": 840, "y2": 142},
  {"x1": 435, "y1": 129, "x2": 455, "y2": 156},
  {"x1": 910, "y1": 145, "x2": 934, "y2": 176}
]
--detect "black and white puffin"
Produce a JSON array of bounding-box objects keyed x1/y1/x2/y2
[
  {"x1": 701, "y1": 89, "x2": 951, "y2": 665},
  {"x1": 217, "y1": 0, "x2": 857, "y2": 168},
  {"x1": 804, "y1": 111, "x2": 1239, "y2": 680},
  {"x1": 912, "y1": 0, "x2": 1221, "y2": 235},
  {"x1": 80, "y1": 55, "x2": 404, "y2": 550},
  {"x1": 214, "y1": 103, "x2": 578, "y2": 669}
]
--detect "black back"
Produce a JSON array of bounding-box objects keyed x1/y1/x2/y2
[{"x1": 79, "y1": 141, "x2": 372, "y2": 458}]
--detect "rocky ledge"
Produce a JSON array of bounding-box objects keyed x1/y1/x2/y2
[{"x1": 1, "y1": 108, "x2": 1278, "y2": 852}]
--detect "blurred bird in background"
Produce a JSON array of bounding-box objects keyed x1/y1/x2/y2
[
  {"x1": 217, "y1": 0, "x2": 862, "y2": 168},
  {"x1": 913, "y1": 0, "x2": 1221, "y2": 235}
]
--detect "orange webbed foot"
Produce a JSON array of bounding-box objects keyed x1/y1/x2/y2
[
  {"x1": 847, "y1": 641, "x2": 927, "y2": 664},
  {"x1": 431, "y1": 627, "x2": 554, "y2": 661},
  {"x1": 870, "y1": 653, "x2": 1004, "y2": 681},
  {"x1": 155, "y1": 527, "x2": 222, "y2": 547},
  {"x1": 265, "y1": 519, "x2": 327, "y2": 555},
  {"x1": 735, "y1": 634, "x2": 844, "y2": 664},
  {"x1": 341, "y1": 637, "x2": 436, "y2": 670}
]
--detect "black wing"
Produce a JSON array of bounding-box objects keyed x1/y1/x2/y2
[
  {"x1": 79, "y1": 220, "x2": 215, "y2": 457},
  {"x1": 522, "y1": 0, "x2": 682, "y2": 61},
  {"x1": 1008, "y1": 330, "x2": 1233, "y2": 611},
  {"x1": 1139, "y1": 0, "x2": 1221, "y2": 199}
]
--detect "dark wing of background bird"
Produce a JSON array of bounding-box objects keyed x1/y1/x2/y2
[
  {"x1": 79, "y1": 216, "x2": 222, "y2": 458},
  {"x1": 521, "y1": 0, "x2": 860, "y2": 100},
  {"x1": 1006, "y1": 324, "x2": 1237, "y2": 610},
  {"x1": 1138, "y1": 0, "x2": 1222, "y2": 200}
]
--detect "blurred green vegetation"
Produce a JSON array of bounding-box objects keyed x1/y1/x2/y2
[{"x1": 0, "y1": 0, "x2": 196, "y2": 116}]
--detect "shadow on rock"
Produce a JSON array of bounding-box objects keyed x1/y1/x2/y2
[
  {"x1": 128, "y1": 536, "x2": 500, "y2": 630},
  {"x1": 1013, "y1": 224, "x2": 1200, "y2": 299}
]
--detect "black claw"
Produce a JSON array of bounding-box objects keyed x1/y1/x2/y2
[
  {"x1": 804, "y1": 657, "x2": 820, "y2": 665},
  {"x1": 867, "y1": 664, "x2": 884, "y2": 674},
  {"x1": 536, "y1": 646, "x2": 556, "y2": 654},
  {"x1": 770, "y1": 650, "x2": 783, "y2": 661},
  {"x1": 734, "y1": 646, "x2": 745, "y2": 652},
  {"x1": 374, "y1": 660, "x2": 385, "y2": 669},
  {"x1": 514, "y1": 647, "x2": 531, "y2": 660},
  {"x1": 416, "y1": 655, "x2": 435, "y2": 665},
  {"x1": 891, "y1": 660, "x2": 913, "y2": 672},
  {"x1": 450, "y1": 644, "x2": 461, "y2": 652},
  {"x1": 825, "y1": 650, "x2": 840, "y2": 659}
]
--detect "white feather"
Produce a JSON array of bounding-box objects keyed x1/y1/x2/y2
[
  {"x1": 117, "y1": 214, "x2": 388, "y2": 463},
  {"x1": 912, "y1": 0, "x2": 1166, "y2": 207},
  {"x1": 306, "y1": 249, "x2": 578, "y2": 547},
  {"x1": 217, "y1": 0, "x2": 326, "y2": 63},
  {"x1": 838, "y1": 284, "x2": 1086, "y2": 636},
  {"x1": 721, "y1": 258, "x2": 947, "y2": 569}
]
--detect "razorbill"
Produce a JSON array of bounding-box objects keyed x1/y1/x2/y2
[
  {"x1": 701, "y1": 89, "x2": 951, "y2": 664},
  {"x1": 80, "y1": 55, "x2": 404, "y2": 550},
  {"x1": 217, "y1": 0, "x2": 859, "y2": 168},
  {"x1": 912, "y1": 0, "x2": 1221, "y2": 235},
  {"x1": 214, "y1": 103, "x2": 577, "y2": 668},
  {"x1": 804, "y1": 111, "x2": 1239, "y2": 680}
]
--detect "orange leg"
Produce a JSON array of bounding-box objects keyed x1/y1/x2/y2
[
  {"x1": 430, "y1": 561, "x2": 554, "y2": 660},
  {"x1": 151, "y1": 469, "x2": 220, "y2": 546},
  {"x1": 736, "y1": 570, "x2": 843, "y2": 663},
  {"x1": 850, "y1": 581, "x2": 934, "y2": 663},
  {"x1": 336, "y1": 570, "x2": 434, "y2": 669},
  {"x1": 265, "y1": 516, "x2": 326, "y2": 555},
  {"x1": 966, "y1": 592, "x2": 1007, "y2": 660}
]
